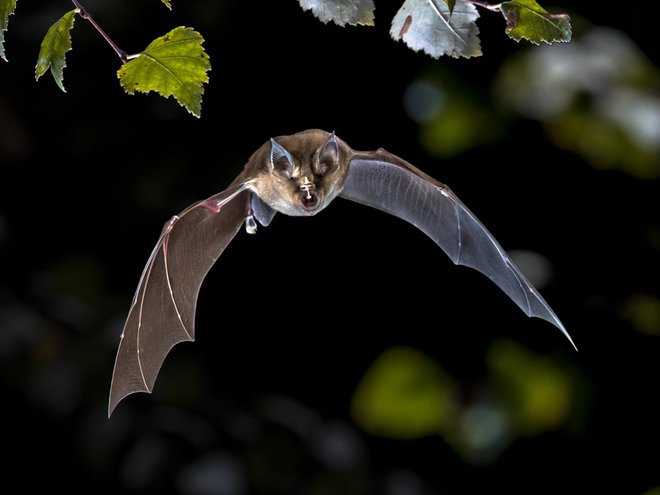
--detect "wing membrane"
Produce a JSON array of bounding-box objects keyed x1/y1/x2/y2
[
  {"x1": 341, "y1": 151, "x2": 575, "y2": 349},
  {"x1": 108, "y1": 185, "x2": 250, "y2": 416}
]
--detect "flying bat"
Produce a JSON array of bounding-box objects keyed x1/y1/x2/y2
[{"x1": 108, "y1": 129, "x2": 576, "y2": 417}]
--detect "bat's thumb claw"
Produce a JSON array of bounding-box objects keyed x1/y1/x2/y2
[{"x1": 246, "y1": 215, "x2": 258, "y2": 234}]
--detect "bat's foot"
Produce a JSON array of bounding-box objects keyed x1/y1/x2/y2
[{"x1": 245, "y1": 214, "x2": 258, "y2": 234}]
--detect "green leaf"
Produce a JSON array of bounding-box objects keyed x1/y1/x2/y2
[
  {"x1": 444, "y1": 0, "x2": 456, "y2": 15},
  {"x1": 1, "y1": 0, "x2": 17, "y2": 61},
  {"x1": 390, "y1": 0, "x2": 481, "y2": 59},
  {"x1": 161, "y1": 0, "x2": 172, "y2": 9},
  {"x1": 117, "y1": 26, "x2": 211, "y2": 118},
  {"x1": 35, "y1": 9, "x2": 77, "y2": 92},
  {"x1": 298, "y1": 0, "x2": 375, "y2": 27},
  {"x1": 500, "y1": 0, "x2": 571, "y2": 44}
]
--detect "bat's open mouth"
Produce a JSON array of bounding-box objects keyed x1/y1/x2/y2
[
  {"x1": 300, "y1": 191, "x2": 319, "y2": 210},
  {"x1": 299, "y1": 178, "x2": 319, "y2": 211}
]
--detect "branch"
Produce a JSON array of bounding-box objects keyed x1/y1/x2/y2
[
  {"x1": 70, "y1": 0, "x2": 127, "y2": 63},
  {"x1": 464, "y1": 0, "x2": 502, "y2": 12}
]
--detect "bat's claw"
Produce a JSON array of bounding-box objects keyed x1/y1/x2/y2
[{"x1": 245, "y1": 214, "x2": 258, "y2": 234}]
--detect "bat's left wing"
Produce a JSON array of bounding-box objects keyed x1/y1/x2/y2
[
  {"x1": 108, "y1": 183, "x2": 251, "y2": 416},
  {"x1": 340, "y1": 149, "x2": 576, "y2": 349}
]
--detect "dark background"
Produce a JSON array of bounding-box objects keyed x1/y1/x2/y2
[{"x1": 1, "y1": 1, "x2": 659, "y2": 493}]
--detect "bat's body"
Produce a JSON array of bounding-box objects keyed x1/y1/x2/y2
[{"x1": 108, "y1": 129, "x2": 575, "y2": 417}]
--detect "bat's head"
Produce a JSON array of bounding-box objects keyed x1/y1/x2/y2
[{"x1": 251, "y1": 129, "x2": 352, "y2": 217}]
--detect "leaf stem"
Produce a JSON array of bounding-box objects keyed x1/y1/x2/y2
[
  {"x1": 70, "y1": 0, "x2": 128, "y2": 63},
  {"x1": 464, "y1": 0, "x2": 502, "y2": 12}
]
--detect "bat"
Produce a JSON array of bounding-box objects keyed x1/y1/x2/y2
[{"x1": 108, "y1": 129, "x2": 576, "y2": 417}]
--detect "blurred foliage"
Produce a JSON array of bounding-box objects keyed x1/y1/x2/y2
[
  {"x1": 403, "y1": 73, "x2": 506, "y2": 157},
  {"x1": 405, "y1": 23, "x2": 660, "y2": 178},
  {"x1": 351, "y1": 342, "x2": 580, "y2": 464},
  {"x1": 495, "y1": 26, "x2": 660, "y2": 178},
  {"x1": 351, "y1": 346, "x2": 457, "y2": 439},
  {"x1": 487, "y1": 340, "x2": 573, "y2": 435},
  {"x1": 621, "y1": 294, "x2": 660, "y2": 336}
]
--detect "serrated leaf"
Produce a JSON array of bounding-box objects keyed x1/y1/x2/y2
[
  {"x1": 390, "y1": 0, "x2": 481, "y2": 59},
  {"x1": 161, "y1": 0, "x2": 172, "y2": 9},
  {"x1": 500, "y1": 0, "x2": 571, "y2": 45},
  {"x1": 298, "y1": 0, "x2": 375, "y2": 27},
  {"x1": 117, "y1": 26, "x2": 211, "y2": 118},
  {"x1": 35, "y1": 9, "x2": 76, "y2": 92},
  {"x1": 1, "y1": 0, "x2": 17, "y2": 61}
]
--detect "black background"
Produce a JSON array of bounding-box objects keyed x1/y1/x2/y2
[{"x1": 1, "y1": 1, "x2": 659, "y2": 493}]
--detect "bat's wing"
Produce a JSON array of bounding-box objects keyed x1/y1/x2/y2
[
  {"x1": 108, "y1": 184, "x2": 251, "y2": 416},
  {"x1": 340, "y1": 150, "x2": 576, "y2": 349}
]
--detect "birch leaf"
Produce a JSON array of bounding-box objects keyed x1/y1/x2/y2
[
  {"x1": 500, "y1": 0, "x2": 571, "y2": 44},
  {"x1": 298, "y1": 0, "x2": 375, "y2": 27},
  {"x1": 1, "y1": 0, "x2": 17, "y2": 61},
  {"x1": 390, "y1": 0, "x2": 481, "y2": 59},
  {"x1": 35, "y1": 9, "x2": 77, "y2": 92},
  {"x1": 117, "y1": 26, "x2": 211, "y2": 118}
]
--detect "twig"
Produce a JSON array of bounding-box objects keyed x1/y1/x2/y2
[
  {"x1": 70, "y1": 0, "x2": 128, "y2": 63},
  {"x1": 464, "y1": 0, "x2": 502, "y2": 12}
]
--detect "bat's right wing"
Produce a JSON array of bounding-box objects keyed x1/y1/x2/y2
[
  {"x1": 341, "y1": 149, "x2": 576, "y2": 350},
  {"x1": 108, "y1": 184, "x2": 251, "y2": 417}
]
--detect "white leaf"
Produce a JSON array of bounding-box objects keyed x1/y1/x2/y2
[
  {"x1": 390, "y1": 0, "x2": 481, "y2": 59},
  {"x1": 298, "y1": 0, "x2": 375, "y2": 26}
]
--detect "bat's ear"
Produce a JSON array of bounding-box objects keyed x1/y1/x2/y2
[
  {"x1": 316, "y1": 131, "x2": 339, "y2": 176},
  {"x1": 270, "y1": 138, "x2": 295, "y2": 178}
]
